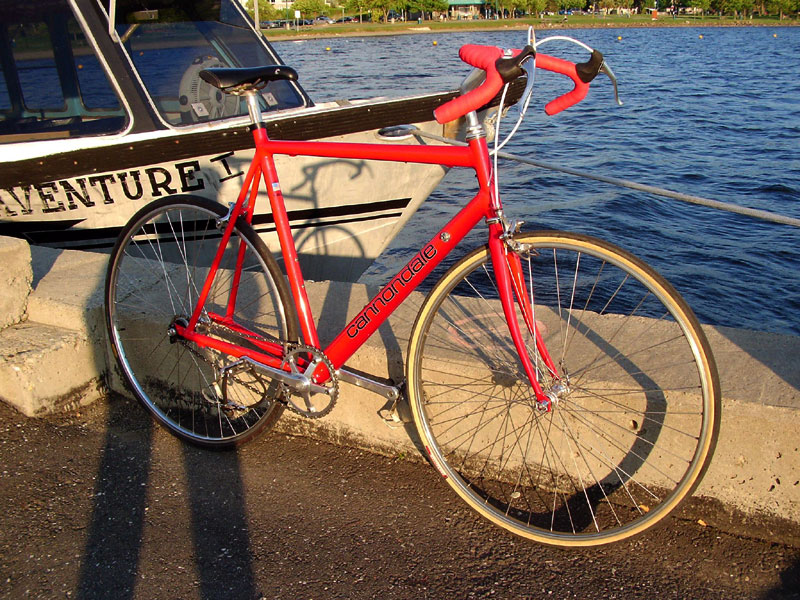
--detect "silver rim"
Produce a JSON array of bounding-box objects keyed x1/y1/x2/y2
[
  {"x1": 107, "y1": 201, "x2": 289, "y2": 445},
  {"x1": 408, "y1": 232, "x2": 718, "y2": 545}
]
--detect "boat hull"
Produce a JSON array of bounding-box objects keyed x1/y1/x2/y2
[
  {"x1": 0, "y1": 104, "x2": 457, "y2": 281},
  {"x1": 0, "y1": 0, "x2": 522, "y2": 282}
]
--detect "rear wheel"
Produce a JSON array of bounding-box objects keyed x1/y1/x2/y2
[
  {"x1": 105, "y1": 196, "x2": 298, "y2": 448},
  {"x1": 407, "y1": 231, "x2": 720, "y2": 546}
]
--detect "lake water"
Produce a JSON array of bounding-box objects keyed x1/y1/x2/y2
[{"x1": 276, "y1": 26, "x2": 800, "y2": 336}]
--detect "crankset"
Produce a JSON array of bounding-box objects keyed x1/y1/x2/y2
[{"x1": 280, "y1": 345, "x2": 338, "y2": 419}]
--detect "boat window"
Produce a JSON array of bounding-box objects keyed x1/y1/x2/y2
[
  {"x1": 0, "y1": 0, "x2": 129, "y2": 144},
  {"x1": 108, "y1": 0, "x2": 307, "y2": 126}
]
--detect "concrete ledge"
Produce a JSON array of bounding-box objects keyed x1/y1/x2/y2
[
  {"x1": 298, "y1": 280, "x2": 800, "y2": 525},
  {"x1": 0, "y1": 237, "x2": 32, "y2": 329},
  {"x1": 0, "y1": 321, "x2": 105, "y2": 416},
  {"x1": 25, "y1": 245, "x2": 107, "y2": 340},
  {"x1": 1, "y1": 239, "x2": 799, "y2": 526}
]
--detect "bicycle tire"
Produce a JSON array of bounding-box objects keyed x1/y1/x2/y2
[
  {"x1": 105, "y1": 196, "x2": 299, "y2": 448},
  {"x1": 406, "y1": 231, "x2": 720, "y2": 546}
]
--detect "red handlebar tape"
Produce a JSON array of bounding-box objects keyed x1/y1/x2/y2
[
  {"x1": 534, "y1": 53, "x2": 590, "y2": 116},
  {"x1": 434, "y1": 45, "x2": 506, "y2": 124},
  {"x1": 433, "y1": 45, "x2": 590, "y2": 123}
]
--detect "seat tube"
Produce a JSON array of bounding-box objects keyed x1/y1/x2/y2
[{"x1": 252, "y1": 126, "x2": 321, "y2": 348}]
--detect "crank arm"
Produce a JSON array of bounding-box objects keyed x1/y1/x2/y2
[
  {"x1": 221, "y1": 356, "x2": 331, "y2": 397},
  {"x1": 337, "y1": 368, "x2": 400, "y2": 402}
]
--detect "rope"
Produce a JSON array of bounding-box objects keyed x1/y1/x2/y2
[{"x1": 409, "y1": 128, "x2": 800, "y2": 229}]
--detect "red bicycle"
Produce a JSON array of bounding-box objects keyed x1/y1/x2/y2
[{"x1": 105, "y1": 32, "x2": 720, "y2": 546}]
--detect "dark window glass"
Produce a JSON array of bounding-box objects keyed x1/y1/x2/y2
[
  {"x1": 112, "y1": 0, "x2": 306, "y2": 126},
  {"x1": 0, "y1": 0, "x2": 128, "y2": 143},
  {"x1": 0, "y1": 67, "x2": 11, "y2": 110}
]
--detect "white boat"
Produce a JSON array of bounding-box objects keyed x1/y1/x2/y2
[{"x1": 0, "y1": 0, "x2": 515, "y2": 281}]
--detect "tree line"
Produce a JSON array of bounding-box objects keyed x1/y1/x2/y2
[{"x1": 251, "y1": 0, "x2": 798, "y2": 22}]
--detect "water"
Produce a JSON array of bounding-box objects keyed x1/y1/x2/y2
[{"x1": 276, "y1": 27, "x2": 800, "y2": 336}]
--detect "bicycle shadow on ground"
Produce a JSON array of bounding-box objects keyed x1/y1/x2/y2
[
  {"x1": 75, "y1": 398, "x2": 154, "y2": 599},
  {"x1": 762, "y1": 557, "x2": 800, "y2": 600},
  {"x1": 75, "y1": 394, "x2": 261, "y2": 599},
  {"x1": 70, "y1": 151, "x2": 411, "y2": 597}
]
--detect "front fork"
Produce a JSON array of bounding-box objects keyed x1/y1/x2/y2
[{"x1": 488, "y1": 219, "x2": 560, "y2": 411}]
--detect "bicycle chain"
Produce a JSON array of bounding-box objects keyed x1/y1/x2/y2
[
  {"x1": 178, "y1": 330, "x2": 338, "y2": 420},
  {"x1": 177, "y1": 322, "x2": 288, "y2": 412}
]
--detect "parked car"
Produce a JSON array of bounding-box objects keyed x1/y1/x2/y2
[
  {"x1": 381, "y1": 10, "x2": 405, "y2": 21},
  {"x1": 313, "y1": 15, "x2": 334, "y2": 24}
]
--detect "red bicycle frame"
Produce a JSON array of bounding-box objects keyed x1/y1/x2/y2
[{"x1": 174, "y1": 124, "x2": 559, "y2": 405}]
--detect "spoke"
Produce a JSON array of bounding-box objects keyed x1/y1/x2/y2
[
  {"x1": 412, "y1": 235, "x2": 714, "y2": 542},
  {"x1": 109, "y1": 202, "x2": 287, "y2": 445}
]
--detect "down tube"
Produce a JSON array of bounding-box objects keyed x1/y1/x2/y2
[{"x1": 324, "y1": 191, "x2": 491, "y2": 369}]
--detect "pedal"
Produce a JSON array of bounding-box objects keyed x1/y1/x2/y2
[
  {"x1": 378, "y1": 403, "x2": 403, "y2": 429},
  {"x1": 378, "y1": 395, "x2": 412, "y2": 429}
]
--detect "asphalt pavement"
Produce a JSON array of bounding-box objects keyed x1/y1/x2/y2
[{"x1": 1, "y1": 394, "x2": 798, "y2": 599}]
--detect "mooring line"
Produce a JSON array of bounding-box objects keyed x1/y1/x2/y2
[{"x1": 411, "y1": 129, "x2": 800, "y2": 229}]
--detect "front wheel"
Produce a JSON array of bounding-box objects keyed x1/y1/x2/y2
[
  {"x1": 406, "y1": 231, "x2": 720, "y2": 546},
  {"x1": 105, "y1": 196, "x2": 298, "y2": 448}
]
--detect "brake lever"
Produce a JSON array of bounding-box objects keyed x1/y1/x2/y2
[{"x1": 600, "y1": 61, "x2": 623, "y2": 107}]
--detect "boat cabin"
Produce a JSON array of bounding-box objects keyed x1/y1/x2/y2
[
  {"x1": 0, "y1": 0, "x2": 309, "y2": 143},
  {"x1": 0, "y1": 0, "x2": 510, "y2": 281}
]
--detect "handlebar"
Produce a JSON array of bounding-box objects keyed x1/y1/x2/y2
[{"x1": 433, "y1": 44, "x2": 608, "y2": 124}]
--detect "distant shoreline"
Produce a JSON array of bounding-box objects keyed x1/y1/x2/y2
[{"x1": 266, "y1": 17, "x2": 799, "y2": 42}]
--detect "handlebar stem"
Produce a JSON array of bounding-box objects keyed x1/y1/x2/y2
[{"x1": 464, "y1": 111, "x2": 484, "y2": 140}]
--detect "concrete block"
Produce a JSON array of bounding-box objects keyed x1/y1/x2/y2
[
  {"x1": 26, "y1": 245, "x2": 108, "y2": 341},
  {"x1": 698, "y1": 400, "x2": 800, "y2": 523},
  {"x1": 10, "y1": 245, "x2": 800, "y2": 525},
  {"x1": 0, "y1": 321, "x2": 105, "y2": 416},
  {"x1": 0, "y1": 236, "x2": 33, "y2": 329},
  {"x1": 296, "y1": 281, "x2": 800, "y2": 525},
  {"x1": 706, "y1": 324, "x2": 800, "y2": 409}
]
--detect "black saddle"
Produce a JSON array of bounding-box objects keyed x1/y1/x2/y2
[{"x1": 199, "y1": 65, "x2": 298, "y2": 94}]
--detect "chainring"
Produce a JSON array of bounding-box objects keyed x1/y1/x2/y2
[{"x1": 281, "y1": 345, "x2": 338, "y2": 419}]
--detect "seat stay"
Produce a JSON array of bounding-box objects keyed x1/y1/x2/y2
[{"x1": 187, "y1": 156, "x2": 261, "y2": 332}]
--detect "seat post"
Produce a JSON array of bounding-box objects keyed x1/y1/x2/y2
[{"x1": 245, "y1": 91, "x2": 263, "y2": 127}]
